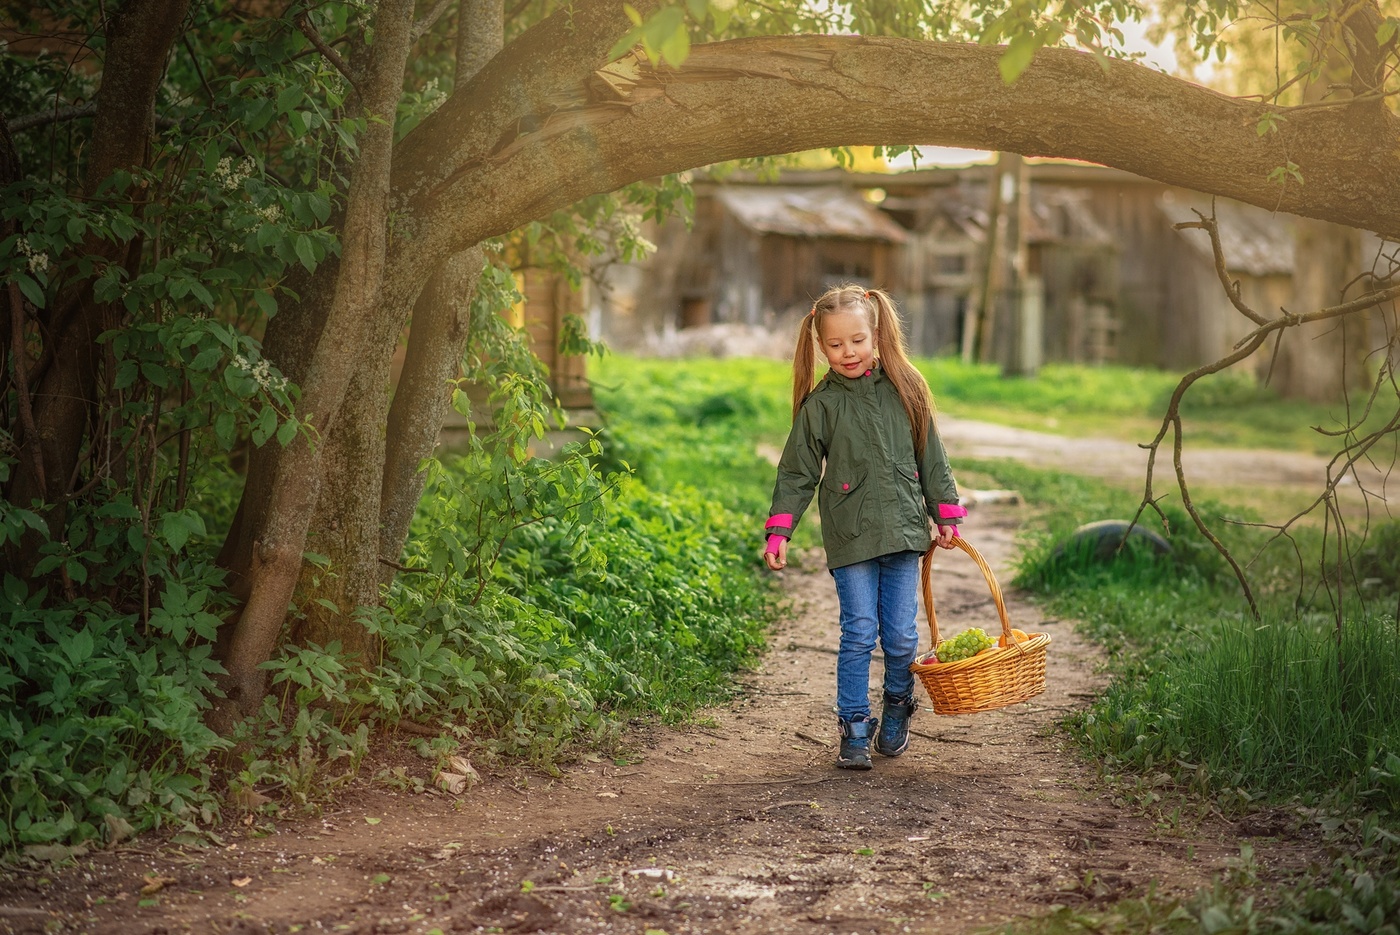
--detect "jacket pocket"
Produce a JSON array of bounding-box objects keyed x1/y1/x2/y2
[
  {"x1": 820, "y1": 470, "x2": 868, "y2": 542},
  {"x1": 894, "y1": 459, "x2": 925, "y2": 521}
]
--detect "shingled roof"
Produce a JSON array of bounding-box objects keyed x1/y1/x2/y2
[
  {"x1": 1158, "y1": 191, "x2": 1295, "y2": 277},
  {"x1": 717, "y1": 187, "x2": 909, "y2": 243}
]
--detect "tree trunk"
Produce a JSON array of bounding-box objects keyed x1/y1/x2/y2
[
  {"x1": 376, "y1": 247, "x2": 484, "y2": 582},
  {"x1": 378, "y1": 0, "x2": 503, "y2": 580},
  {"x1": 2, "y1": 0, "x2": 190, "y2": 530},
  {"x1": 213, "y1": 0, "x2": 417, "y2": 721},
  {"x1": 292, "y1": 0, "x2": 504, "y2": 655}
]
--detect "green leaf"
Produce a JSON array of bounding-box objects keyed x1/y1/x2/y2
[
  {"x1": 190, "y1": 346, "x2": 224, "y2": 371},
  {"x1": 275, "y1": 418, "x2": 298, "y2": 447},
  {"x1": 14, "y1": 273, "x2": 45, "y2": 309},
  {"x1": 65, "y1": 558, "x2": 88, "y2": 585},
  {"x1": 294, "y1": 234, "x2": 317, "y2": 273},
  {"x1": 999, "y1": 33, "x2": 1040, "y2": 84},
  {"x1": 214, "y1": 410, "x2": 236, "y2": 449},
  {"x1": 277, "y1": 84, "x2": 303, "y2": 114},
  {"x1": 141, "y1": 361, "x2": 171, "y2": 389},
  {"x1": 253, "y1": 290, "x2": 278, "y2": 318},
  {"x1": 160, "y1": 509, "x2": 206, "y2": 552}
]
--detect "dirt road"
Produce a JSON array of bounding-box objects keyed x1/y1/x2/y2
[
  {"x1": 937, "y1": 415, "x2": 1385, "y2": 491},
  {"x1": 0, "y1": 501, "x2": 1320, "y2": 935}
]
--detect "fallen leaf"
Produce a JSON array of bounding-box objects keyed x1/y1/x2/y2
[
  {"x1": 231, "y1": 876, "x2": 252, "y2": 888},
  {"x1": 228, "y1": 785, "x2": 271, "y2": 811},
  {"x1": 596, "y1": 791, "x2": 619, "y2": 798},
  {"x1": 140, "y1": 874, "x2": 177, "y2": 896},
  {"x1": 104, "y1": 814, "x2": 134, "y2": 848},
  {"x1": 363, "y1": 817, "x2": 381, "y2": 825}
]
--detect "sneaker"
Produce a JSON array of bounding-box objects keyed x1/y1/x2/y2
[
  {"x1": 837, "y1": 716, "x2": 878, "y2": 770},
  {"x1": 875, "y1": 693, "x2": 917, "y2": 757}
]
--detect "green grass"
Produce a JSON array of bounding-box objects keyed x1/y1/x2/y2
[
  {"x1": 954, "y1": 455, "x2": 1400, "y2": 814},
  {"x1": 593, "y1": 352, "x2": 1390, "y2": 458}
]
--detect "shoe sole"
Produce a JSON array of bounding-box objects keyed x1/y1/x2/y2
[
  {"x1": 875, "y1": 740, "x2": 909, "y2": 757},
  {"x1": 837, "y1": 759, "x2": 873, "y2": 770}
]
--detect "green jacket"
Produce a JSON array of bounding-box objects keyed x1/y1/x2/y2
[{"x1": 765, "y1": 366, "x2": 963, "y2": 570}]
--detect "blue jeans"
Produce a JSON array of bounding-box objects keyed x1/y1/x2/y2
[{"x1": 830, "y1": 550, "x2": 921, "y2": 721}]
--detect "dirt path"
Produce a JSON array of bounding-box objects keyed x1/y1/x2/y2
[
  {"x1": 938, "y1": 415, "x2": 1387, "y2": 491},
  {"x1": 0, "y1": 502, "x2": 1323, "y2": 935}
]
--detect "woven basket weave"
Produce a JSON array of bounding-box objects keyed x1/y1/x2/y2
[{"x1": 909, "y1": 537, "x2": 1050, "y2": 715}]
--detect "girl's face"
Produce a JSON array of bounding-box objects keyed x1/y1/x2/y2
[{"x1": 819, "y1": 309, "x2": 877, "y2": 378}]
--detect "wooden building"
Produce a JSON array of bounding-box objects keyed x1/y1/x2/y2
[
  {"x1": 664, "y1": 185, "x2": 909, "y2": 328},
  {"x1": 618, "y1": 164, "x2": 1302, "y2": 375}
]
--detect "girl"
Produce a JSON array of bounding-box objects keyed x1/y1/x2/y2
[{"x1": 763, "y1": 284, "x2": 964, "y2": 770}]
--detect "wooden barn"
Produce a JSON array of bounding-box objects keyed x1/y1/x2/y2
[
  {"x1": 663, "y1": 185, "x2": 909, "y2": 328},
  {"x1": 616, "y1": 163, "x2": 1304, "y2": 376}
]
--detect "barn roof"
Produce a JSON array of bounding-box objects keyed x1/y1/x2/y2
[
  {"x1": 1158, "y1": 192, "x2": 1294, "y2": 277},
  {"x1": 717, "y1": 187, "x2": 909, "y2": 243}
]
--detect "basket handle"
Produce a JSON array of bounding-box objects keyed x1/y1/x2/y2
[{"x1": 920, "y1": 536, "x2": 1013, "y2": 650}]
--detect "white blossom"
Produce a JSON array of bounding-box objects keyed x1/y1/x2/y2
[{"x1": 15, "y1": 237, "x2": 50, "y2": 275}]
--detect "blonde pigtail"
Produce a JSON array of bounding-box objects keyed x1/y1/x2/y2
[
  {"x1": 866, "y1": 289, "x2": 934, "y2": 452},
  {"x1": 791, "y1": 311, "x2": 820, "y2": 420}
]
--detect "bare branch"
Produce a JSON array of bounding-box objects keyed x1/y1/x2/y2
[
  {"x1": 294, "y1": 11, "x2": 364, "y2": 96},
  {"x1": 1175, "y1": 212, "x2": 1270, "y2": 325},
  {"x1": 5, "y1": 103, "x2": 99, "y2": 134},
  {"x1": 1232, "y1": 282, "x2": 1400, "y2": 351},
  {"x1": 410, "y1": 0, "x2": 453, "y2": 44}
]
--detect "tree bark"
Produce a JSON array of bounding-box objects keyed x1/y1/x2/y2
[
  {"x1": 290, "y1": 0, "x2": 505, "y2": 655},
  {"x1": 214, "y1": 0, "x2": 417, "y2": 720},
  {"x1": 376, "y1": 0, "x2": 503, "y2": 580},
  {"x1": 376, "y1": 247, "x2": 483, "y2": 581},
  {"x1": 2, "y1": 0, "x2": 190, "y2": 525},
  {"x1": 389, "y1": 36, "x2": 1400, "y2": 297}
]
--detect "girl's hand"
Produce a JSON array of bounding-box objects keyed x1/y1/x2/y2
[
  {"x1": 935, "y1": 524, "x2": 959, "y2": 549},
  {"x1": 764, "y1": 537, "x2": 788, "y2": 570}
]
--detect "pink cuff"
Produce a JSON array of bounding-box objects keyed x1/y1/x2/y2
[
  {"x1": 937, "y1": 503, "x2": 967, "y2": 520},
  {"x1": 937, "y1": 524, "x2": 961, "y2": 538},
  {"x1": 765, "y1": 533, "x2": 787, "y2": 555},
  {"x1": 765, "y1": 513, "x2": 794, "y2": 530}
]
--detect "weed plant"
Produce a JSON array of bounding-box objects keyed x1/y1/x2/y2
[
  {"x1": 0, "y1": 354, "x2": 776, "y2": 856},
  {"x1": 975, "y1": 456, "x2": 1400, "y2": 934},
  {"x1": 986, "y1": 455, "x2": 1400, "y2": 812}
]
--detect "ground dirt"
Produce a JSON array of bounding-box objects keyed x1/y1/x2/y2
[{"x1": 0, "y1": 491, "x2": 1330, "y2": 935}]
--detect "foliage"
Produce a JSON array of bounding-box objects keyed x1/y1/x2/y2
[
  {"x1": 496, "y1": 481, "x2": 770, "y2": 718},
  {"x1": 590, "y1": 354, "x2": 793, "y2": 518},
  {"x1": 0, "y1": 565, "x2": 230, "y2": 855},
  {"x1": 975, "y1": 456, "x2": 1400, "y2": 813}
]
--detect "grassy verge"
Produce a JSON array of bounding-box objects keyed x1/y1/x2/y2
[
  {"x1": 960, "y1": 456, "x2": 1400, "y2": 934},
  {"x1": 593, "y1": 352, "x2": 1388, "y2": 458}
]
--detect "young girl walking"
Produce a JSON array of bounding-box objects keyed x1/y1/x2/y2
[{"x1": 763, "y1": 284, "x2": 964, "y2": 770}]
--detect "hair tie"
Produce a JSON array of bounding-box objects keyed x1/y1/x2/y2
[
  {"x1": 864, "y1": 290, "x2": 871, "y2": 299},
  {"x1": 809, "y1": 306, "x2": 816, "y2": 317}
]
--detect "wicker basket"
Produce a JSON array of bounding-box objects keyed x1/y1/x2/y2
[{"x1": 909, "y1": 537, "x2": 1050, "y2": 715}]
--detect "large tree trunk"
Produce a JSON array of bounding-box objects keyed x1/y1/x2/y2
[
  {"x1": 376, "y1": 246, "x2": 483, "y2": 582},
  {"x1": 2, "y1": 0, "x2": 190, "y2": 537},
  {"x1": 293, "y1": 0, "x2": 504, "y2": 655},
  {"x1": 213, "y1": 0, "x2": 417, "y2": 720},
  {"x1": 377, "y1": 0, "x2": 504, "y2": 579}
]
